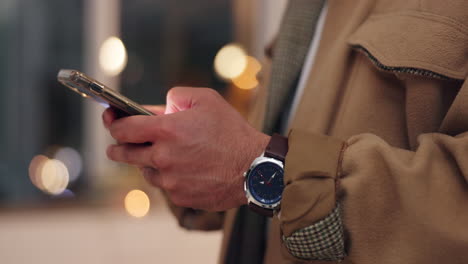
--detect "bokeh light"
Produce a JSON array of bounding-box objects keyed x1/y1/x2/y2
[
  {"x1": 29, "y1": 155, "x2": 49, "y2": 191},
  {"x1": 29, "y1": 155, "x2": 70, "y2": 195},
  {"x1": 40, "y1": 159, "x2": 69, "y2": 195},
  {"x1": 124, "y1": 189, "x2": 150, "y2": 218},
  {"x1": 214, "y1": 44, "x2": 247, "y2": 80},
  {"x1": 232, "y1": 56, "x2": 262, "y2": 90},
  {"x1": 99, "y1": 36, "x2": 128, "y2": 76},
  {"x1": 54, "y1": 147, "x2": 83, "y2": 183}
]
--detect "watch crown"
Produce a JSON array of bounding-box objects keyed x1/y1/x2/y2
[{"x1": 243, "y1": 172, "x2": 247, "y2": 177}]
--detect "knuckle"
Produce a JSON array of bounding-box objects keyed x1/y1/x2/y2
[{"x1": 150, "y1": 148, "x2": 171, "y2": 169}]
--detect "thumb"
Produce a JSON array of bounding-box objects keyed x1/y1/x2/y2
[{"x1": 165, "y1": 87, "x2": 217, "y2": 114}]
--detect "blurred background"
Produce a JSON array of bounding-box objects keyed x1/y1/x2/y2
[{"x1": 0, "y1": 0, "x2": 286, "y2": 263}]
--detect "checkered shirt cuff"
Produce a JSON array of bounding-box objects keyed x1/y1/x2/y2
[{"x1": 282, "y1": 204, "x2": 346, "y2": 261}]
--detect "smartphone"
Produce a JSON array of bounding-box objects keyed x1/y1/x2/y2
[{"x1": 57, "y1": 69, "x2": 154, "y2": 116}]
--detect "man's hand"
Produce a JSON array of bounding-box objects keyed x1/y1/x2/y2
[{"x1": 102, "y1": 87, "x2": 270, "y2": 212}]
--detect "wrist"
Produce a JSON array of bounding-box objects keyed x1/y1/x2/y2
[{"x1": 235, "y1": 132, "x2": 271, "y2": 206}]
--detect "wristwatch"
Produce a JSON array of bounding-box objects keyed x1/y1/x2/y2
[{"x1": 244, "y1": 134, "x2": 288, "y2": 217}]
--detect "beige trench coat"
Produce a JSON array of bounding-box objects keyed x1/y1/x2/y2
[{"x1": 169, "y1": 0, "x2": 468, "y2": 263}]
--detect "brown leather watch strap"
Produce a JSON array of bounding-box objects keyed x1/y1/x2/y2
[
  {"x1": 248, "y1": 203, "x2": 274, "y2": 217},
  {"x1": 265, "y1": 133, "x2": 289, "y2": 162}
]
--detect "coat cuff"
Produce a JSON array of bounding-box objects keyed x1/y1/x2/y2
[
  {"x1": 279, "y1": 129, "x2": 347, "y2": 260},
  {"x1": 282, "y1": 204, "x2": 346, "y2": 261},
  {"x1": 280, "y1": 129, "x2": 346, "y2": 236}
]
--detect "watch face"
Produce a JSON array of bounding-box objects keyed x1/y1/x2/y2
[{"x1": 247, "y1": 161, "x2": 284, "y2": 205}]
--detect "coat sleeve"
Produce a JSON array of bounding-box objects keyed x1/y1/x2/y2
[{"x1": 280, "y1": 122, "x2": 468, "y2": 262}]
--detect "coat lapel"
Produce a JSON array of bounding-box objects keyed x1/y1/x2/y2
[{"x1": 264, "y1": 0, "x2": 326, "y2": 134}]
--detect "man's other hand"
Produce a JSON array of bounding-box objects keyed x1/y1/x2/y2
[{"x1": 102, "y1": 87, "x2": 270, "y2": 212}]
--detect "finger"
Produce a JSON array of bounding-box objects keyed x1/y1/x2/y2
[
  {"x1": 143, "y1": 105, "x2": 166, "y2": 115},
  {"x1": 109, "y1": 115, "x2": 170, "y2": 143},
  {"x1": 106, "y1": 143, "x2": 153, "y2": 167},
  {"x1": 102, "y1": 107, "x2": 117, "y2": 129}
]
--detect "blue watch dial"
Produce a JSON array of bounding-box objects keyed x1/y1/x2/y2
[{"x1": 247, "y1": 162, "x2": 284, "y2": 205}]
